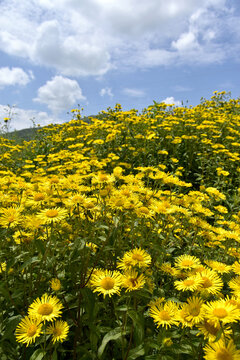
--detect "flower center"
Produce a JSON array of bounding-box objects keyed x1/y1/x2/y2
[
  {"x1": 100, "y1": 277, "x2": 115, "y2": 290},
  {"x1": 45, "y1": 210, "x2": 58, "y2": 218},
  {"x1": 38, "y1": 303, "x2": 53, "y2": 315},
  {"x1": 132, "y1": 254, "x2": 144, "y2": 262},
  {"x1": 27, "y1": 324, "x2": 37, "y2": 337},
  {"x1": 216, "y1": 348, "x2": 233, "y2": 360},
  {"x1": 34, "y1": 193, "x2": 45, "y2": 201},
  {"x1": 53, "y1": 327, "x2": 62, "y2": 337},
  {"x1": 181, "y1": 260, "x2": 194, "y2": 267},
  {"x1": 189, "y1": 306, "x2": 200, "y2": 316},
  {"x1": 213, "y1": 308, "x2": 228, "y2": 319},
  {"x1": 129, "y1": 278, "x2": 138, "y2": 287},
  {"x1": 204, "y1": 320, "x2": 219, "y2": 335},
  {"x1": 159, "y1": 310, "x2": 171, "y2": 321},
  {"x1": 202, "y1": 277, "x2": 213, "y2": 288},
  {"x1": 183, "y1": 279, "x2": 194, "y2": 286}
]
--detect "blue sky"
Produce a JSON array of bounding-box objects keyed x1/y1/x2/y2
[{"x1": 0, "y1": 0, "x2": 239, "y2": 130}]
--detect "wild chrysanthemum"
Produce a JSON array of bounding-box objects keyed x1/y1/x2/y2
[
  {"x1": 36, "y1": 208, "x2": 68, "y2": 224},
  {"x1": 46, "y1": 320, "x2": 69, "y2": 344},
  {"x1": 197, "y1": 319, "x2": 232, "y2": 342},
  {"x1": 232, "y1": 261, "x2": 240, "y2": 275},
  {"x1": 50, "y1": 278, "x2": 61, "y2": 291},
  {"x1": 15, "y1": 316, "x2": 42, "y2": 346},
  {"x1": 174, "y1": 274, "x2": 203, "y2": 292},
  {"x1": 179, "y1": 296, "x2": 205, "y2": 326},
  {"x1": 149, "y1": 300, "x2": 179, "y2": 329},
  {"x1": 203, "y1": 339, "x2": 240, "y2": 360},
  {"x1": 122, "y1": 269, "x2": 145, "y2": 292},
  {"x1": 205, "y1": 260, "x2": 231, "y2": 274},
  {"x1": 203, "y1": 299, "x2": 240, "y2": 326},
  {"x1": 117, "y1": 248, "x2": 151, "y2": 270},
  {"x1": 174, "y1": 254, "x2": 201, "y2": 271},
  {"x1": 90, "y1": 270, "x2": 123, "y2": 298},
  {"x1": 197, "y1": 269, "x2": 223, "y2": 296},
  {"x1": 228, "y1": 276, "x2": 240, "y2": 296},
  {"x1": 28, "y1": 294, "x2": 63, "y2": 322},
  {"x1": 0, "y1": 207, "x2": 23, "y2": 228}
]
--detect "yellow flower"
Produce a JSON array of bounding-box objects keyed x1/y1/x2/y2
[
  {"x1": 0, "y1": 207, "x2": 23, "y2": 228},
  {"x1": 149, "y1": 300, "x2": 179, "y2": 329},
  {"x1": 197, "y1": 269, "x2": 223, "y2": 296},
  {"x1": 46, "y1": 320, "x2": 69, "y2": 344},
  {"x1": 203, "y1": 339, "x2": 240, "y2": 360},
  {"x1": 90, "y1": 270, "x2": 123, "y2": 298},
  {"x1": 15, "y1": 316, "x2": 42, "y2": 346},
  {"x1": 179, "y1": 297, "x2": 205, "y2": 326},
  {"x1": 205, "y1": 260, "x2": 231, "y2": 274},
  {"x1": 174, "y1": 274, "x2": 203, "y2": 292},
  {"x1": 122, "y1": 269, "x2": 145, "y2": 292},
  {"x1": 174, "y1": 254, "x2": 201, "y2": 270},
  {"x1": 50, "y1": 278, "x2": 61, "y2": 291},
  {"x1": 0, "y1": 262, "x2": 6, "y2": 273},
  {"x1": 203, "y1": 299, "x2": 240, "y2": 326},
  {"x1": 36, "y1": 207, "x2": 68, "y2": 224},
  {"x1": 117, "y1": 248, "x2": 151, "y2": 270},
  {"x1": 28, "y1": 294, "x2": 63, "y2": 322}
]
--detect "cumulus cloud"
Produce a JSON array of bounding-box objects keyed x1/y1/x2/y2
[
  {"x1": 162, "y1": 97, "x2": 181, "y2": 106},
  {"x1": 0, "y1": 0, "x2": 238, "y2": 74},
  {"x1": 100, "y1": 87, "x2": 113, "y2": 97},
  {"x1": 0, "y1": 67, "x2": 33, "y2": 88},
  {"x1": 123, "y1": 88, "x2": 145, "y2": 98},
  {"x1": 0, "y1": 105, "x2": 60, "y2": 130},
  {"x1": 34, "y1": 75, "x2": 86, "y2": 114}
]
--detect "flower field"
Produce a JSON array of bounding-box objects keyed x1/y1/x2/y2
[{"x1": 1, "y1": 91, "x2": 240, "y2": 359}]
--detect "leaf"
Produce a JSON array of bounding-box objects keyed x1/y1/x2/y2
[
  {"x1": 19, "y1": 256, "x2": 39, "y2": 271},
  {"x1": 35, "y1": 239, "x2": 45, "y2": 256},
  {"x1": 127, "y1": 310, "x2": 144, "y2": 345},
  {"x1": 30, "y1": 349, "x2": 46, "y2": 360},
  {"x1": 3, "y1": 315, "x2": 22, "y2": 339},
  {"x1": 98, "y1": 327, "x2": 129, "y2": 358},
  {"x1": 127, "y1": 344, "x2": 145, "y2": 359}
]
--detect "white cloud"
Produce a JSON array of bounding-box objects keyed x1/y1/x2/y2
[
  {"x1": 123, "y1": 88, "x2": 145, "y2": 98},
  {"x1": 0, "y1": 67, "x2": 33, "y2": 88},
  {"x1": 100, "y1": 87, "x2": 113, "y2": 97},
  {"x1": 34, "y1": 75, "x2": 86, "y2": 114},
  {"x1": 0, "y1": 105, "x2": 60, "y2": 130},
  {"x1": 162, "y1": 97, "x2": 181, "y2": 106},
  {"x1": 0, "y1": 0, "x2": 238, "y2": 74}
]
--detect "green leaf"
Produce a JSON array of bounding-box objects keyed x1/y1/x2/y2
[
  {"x1": 30, "y1": 349, "x2": 46, "y2": 360},
  {"x1": 52, "y1": 348, "x2": 58, "y2": 360},
  {"x1": 19, "y1": 256, "x2": 39, "y2": 271},
  {"x1": 127, "y1": 344, "x2": 145, "y2": 359},
  {"x1": 35, "y1": 239, "x2": 45, "y2": 255},
  {"x1": 98, "y1": 327, "x2": 129, "y2": 358},
  {"x1": 127, "y1": 309, "x2": 144, "y2": 345}
]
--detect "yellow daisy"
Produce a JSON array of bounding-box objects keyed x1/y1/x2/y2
[
  {"x1": 205, "y1": 259, "x2": 231, "y2": 274},
  {"x1": 149, "y1": 300, "x2": 179, "y2": 329},
  {"x1": 197, "y1": 269, "x2": 223, "y2": 296},
  {"x1": 232, "y1": 261, "x2": 240, "y2": 275},
  {"x1": 179, "y1": 296, "x2": 205, "y2": 326},
  {"x1": 203, "y1": 339, "x2": 240, "y2": 360},
  {"x1": 203, "y1": 299, "x2": 240, "y2": 326},
  {"x1": 174, "y1": 254, "x2": 201, "y2": 270},
  {"x1": 28, "y1": 294, "x2": 63, "y2": 322},
  {"x1": 0, "y1": 207, "x2": 23, "y2": 228},
  {"x1": 90, "y1": 270, "x2": 123, "y2": 298},
  {"x1": 197, "y1": 319, "x2": 231, "y2": 342},
  {"x1": 46, "y1": 320, "x2": 69, "y2": 344},
  {"x1": 50, "y1": 278, "x2": 61, "y2": 291},
  {"x1": 36, "y1": 207, "x2": 68, "y2": 224},
  {"x1": 228, "y1": 276, "x2": 240, "y2": 296},
  {"x1": 174, "y1": 274, "x2": 203, "y2": 292},
  {"x1": 122, "y1": 269, "x2": 145, "y2": 292},
  {"x1": 15, "y1": 316, "x2": 42, "y2": 346},
  {"x1": 117, "y1": 248, "x2": 151, "y2": 270}
]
